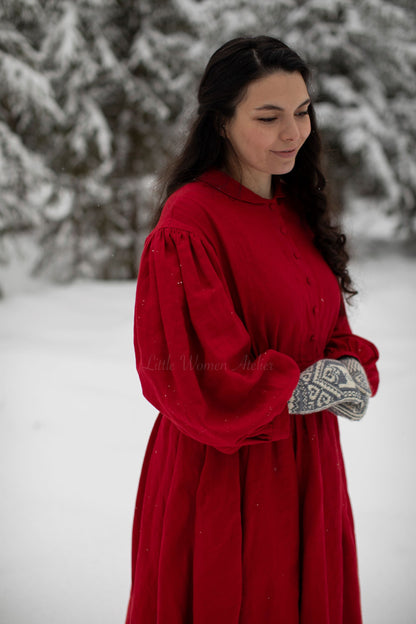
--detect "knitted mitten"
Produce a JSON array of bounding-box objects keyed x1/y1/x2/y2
[
  {"x1": 338, "y1": 356, "x2": 372, "y2": 397},
  {"x1": 287, "y1": 358, "x2": 367, "y2": 416},
  {"x1": 328, "y1": 356, "x2": 371, "y2": 421}
]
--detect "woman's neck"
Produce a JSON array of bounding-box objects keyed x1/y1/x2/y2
[{"x1": 222, "y1": 162, "x2": 273, "y2": 199}]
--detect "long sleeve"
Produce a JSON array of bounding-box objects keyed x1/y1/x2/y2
[
  {"x1": 133, "y1": 225, "x2": 301, "y2": 454},
  {"x1": 324, "y1": 294, "x2": 380, "y2": 397}
]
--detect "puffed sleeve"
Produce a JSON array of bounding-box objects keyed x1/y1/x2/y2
[
  {"x1": 134, "y1": 225, "x2": 301, "y2": 454},
  {"x1": 324, "y1": 293, "x2": 380, "y2": 397}
]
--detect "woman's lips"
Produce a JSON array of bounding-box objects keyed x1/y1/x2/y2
[{"x1": 271, "y1": 148, "x2": 298, "y2": 158}]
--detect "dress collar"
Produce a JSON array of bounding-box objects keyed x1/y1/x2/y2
[{"x1": 197, "y1": 168, "x2": 287, "y2": 205}]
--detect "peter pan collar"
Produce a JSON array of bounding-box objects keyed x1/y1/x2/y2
[{"x1": 197, "y1": 168, "x2": 287, "y2": 205}]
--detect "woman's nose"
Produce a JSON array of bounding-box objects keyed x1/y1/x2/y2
[{"x1": 279, "y1": 118, "x2": 300, "y2": 142}]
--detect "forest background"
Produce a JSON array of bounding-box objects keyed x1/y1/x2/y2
[{"x1": 1, "y1": 0, "x2": 415, "y2": 285}]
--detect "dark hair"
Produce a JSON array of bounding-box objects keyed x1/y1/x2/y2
[{"x1": 150, "y1": 35, "x2": 357, "y2": 301}]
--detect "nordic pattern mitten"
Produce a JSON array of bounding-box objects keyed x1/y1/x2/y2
[
  {"x1": 287, "y1": 358, "x2": 366, "y2": 416},
  {"x1": 328, "y1": 356, "x2": 372, "y2": 421},
  {"x1": 327, "y1": 396, "x2": 369, "y2": 421},
  {"x1": 338, "y1": 356, "x2": 372, "y2": 397}
]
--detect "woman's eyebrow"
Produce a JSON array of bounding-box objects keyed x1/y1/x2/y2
[{"x1": 254, "y1": 98, "x2": 311, "y2": 111}]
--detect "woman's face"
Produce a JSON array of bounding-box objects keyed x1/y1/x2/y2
[{"x1": 223, "y1": 71, "x2": 312, "y2": 195}]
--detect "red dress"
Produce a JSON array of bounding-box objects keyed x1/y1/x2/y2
[{"x1": 125, "y1": 169, "x2": 380, "y2": 623}]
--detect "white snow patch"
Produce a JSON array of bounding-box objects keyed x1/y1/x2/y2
[{"x1": 0, "y1": 253, "x2": 415, "y2": 623}]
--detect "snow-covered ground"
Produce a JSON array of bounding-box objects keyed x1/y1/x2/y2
[{"x1": 0, "y1": 249, "x2": 415, "y2": 623}]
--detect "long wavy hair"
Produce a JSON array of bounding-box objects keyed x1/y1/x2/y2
[{"x1": 150, "y1": 36, "x2": 357, "y2": 301}]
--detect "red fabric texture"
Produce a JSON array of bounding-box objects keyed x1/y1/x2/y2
[{"x1": 125, "y1": 169, "x2": 380, "y2": 623}]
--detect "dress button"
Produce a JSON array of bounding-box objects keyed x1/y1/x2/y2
[
  {"x1": 312, "y1": 305, "x2": 318, "y2": 315},
  {"x1": 320, "y1": 297, "x2": 325, "y2": 303}
]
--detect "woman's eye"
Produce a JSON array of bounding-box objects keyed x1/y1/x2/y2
[{"x1": 257, "y1": 110, "x2": 309, "y2": 123}]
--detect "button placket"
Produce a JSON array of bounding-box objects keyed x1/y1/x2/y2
[
  {"x1": 274, "y1": 211, "x2": 304, "y2": 277},
  {"x1": 273, "y1": 209, "x2": 289, "y2": 239},
  {"x1": 303, "y1": 274, "x2": 320, "y2": 348}
]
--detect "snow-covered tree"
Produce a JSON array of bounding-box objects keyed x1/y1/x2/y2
[
  {"x1": 1, "y1": 0, "x2": 152, "y2": 280},
  {"x1": 1, "y1": 0, "x2": 415, "y2": 287},
  {"x1": 34, "y1": 0, "x2": 132, "y2": 280},
  {"x1": 0, "y1": 0, "x2": 60, "y2": 262}
]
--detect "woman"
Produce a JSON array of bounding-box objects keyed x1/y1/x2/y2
[{"x1": 125, "y1": 36, "x2": 380, "y2": 623}]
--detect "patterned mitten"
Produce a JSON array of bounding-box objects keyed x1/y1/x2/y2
[
  {"x1": 338, "y1": 356, "x2": 371, "y2": 397},
  {"x1": 328, "y1": 356, "x2": 371, "y2": 421},
  {"x1": 287, "y1": 358, "x2": 366, "y2": 416}
]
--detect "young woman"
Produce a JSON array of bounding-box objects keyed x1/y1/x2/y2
[{"x1": 125, "y1": 36, "x2": 380, "y2": 624}]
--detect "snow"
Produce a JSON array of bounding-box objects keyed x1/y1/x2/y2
[
  {"x1": 0, "y1": 51, "x2": 64, "y2": 123},
  {"x1": 0, "y1": 251, "x2": 415, "y2": 623},
  {"x1": 41, "y1": 3, "x2": 83, "y2": 73}
]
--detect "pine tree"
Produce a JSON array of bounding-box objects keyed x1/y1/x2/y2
[
  {"x1": 1, "y1": 0, "x2": 149, "y2": 281},
  {"x1": 34, "y1": 0, "x2": 126, "y2": 280},
  {"x1": 0, "y1": 0, "x2": 61, "y2": 262},
  {"x1": 1, "y1": 0, "x2": 415, "y2": 287}
]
